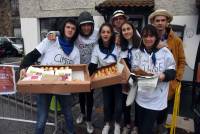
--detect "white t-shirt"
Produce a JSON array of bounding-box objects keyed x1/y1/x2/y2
[
  {"x1": 131, "y1": 47, "x2": 176, "y2": 110},
  {"x1": 36, "y1": 37, "x2": 80, "y2": 65},
  {"x1": 75, "y1": 28, "x2": 98, "y2": 64},
  {"x1": 120, "y1": 43, "x2": 138, "y2": 60},
  {"x1": 91, "y1": 44, "x2": 121, "y2": 67}
]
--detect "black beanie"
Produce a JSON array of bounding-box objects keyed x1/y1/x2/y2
[{"x1": 78, "y1": 11, "x2": 94, "y2": 26}]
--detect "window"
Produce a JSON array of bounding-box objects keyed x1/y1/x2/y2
[
  {"x1": 170, "y1": 24, "x2": 186, "y2": 40},
  {"x1": 128, "y1": 15, "x2": 144, "y2": 33},
  {"x1": 40, "y1": 17, "x2": 77, "y2": 40}
]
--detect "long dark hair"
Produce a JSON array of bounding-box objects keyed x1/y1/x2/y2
[
  {"x1": 120, "y1": 21, "x2": 141, "y2": 51},
  {"x1": 140, "y1": 24, "x2": 160, "y2": 52},
  {"x1": 139, "y1": 24, "x2": 160, "y2": 66},
  {"x1": 98, "y1": 23, "x2": 115, "y2": 47},
  {"x1": 59, "y1": 18, "x2": 79, "y2": 42}
]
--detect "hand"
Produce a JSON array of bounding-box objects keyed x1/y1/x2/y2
[
  {"x1": 47, "y1": 32, "x2": 56, "y2": 41},
  {"x1": 157, "y1": 42, "x2": 166, "y2": 49},
  {"x1": 159, "y1": 73, "x2": 165, "y2": 81},
  {"x1": 20, "y1": 69, "x2": 26, "y2": 79},
  {"x1": 133, "y1": 68, "x2": 153, "y2": 76}
]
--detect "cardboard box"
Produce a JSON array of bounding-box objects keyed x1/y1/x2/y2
[
  {"x1": 17, "y1": 64, "x2": 91, "y2": 94},
  {"x1": 91, "y1": 59, "x2": 130, "y2": 89}
]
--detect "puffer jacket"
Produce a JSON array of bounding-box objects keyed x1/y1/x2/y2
[{"x1": 166, "y1": 27, "x2": 186, "y2": 99}]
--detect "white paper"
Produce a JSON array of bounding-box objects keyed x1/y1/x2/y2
[
  {"x1": 116, "y1": 62, "x2": 124, "y2": 73},
  {"x1": 126, "y1": 78, "x2": 138, "y2": 106},
  {"x1": 137, "y1": 76, "x2": 158, "y2": 93},
  {"x1": 72, "y1": 71, "x2": 85, "y2": 81}
]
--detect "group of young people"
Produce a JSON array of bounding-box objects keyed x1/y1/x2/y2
[{"x1": 19, "y1": 8, "x2": 185, "y2": 134}]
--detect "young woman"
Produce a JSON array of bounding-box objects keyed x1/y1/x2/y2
[
  {"x1": 119, "y1": 21, "x2": 141, "y2": 134},
  {"x1": 88, "y1": 23, "x2": 122, "y2": 134},
  {"x1": 131, "y1": 24, "x2": 176, "y2": 134},
  {"x1": 20, "y1": 18, "x2": 79, "y2": 134}
]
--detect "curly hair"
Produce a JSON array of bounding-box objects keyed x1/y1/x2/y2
[{"x1": 59, "y1": 18, "x2": 79, "y2": 42}]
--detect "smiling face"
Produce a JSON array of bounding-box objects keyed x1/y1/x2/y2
[
  {"x1": 140, "y1": 25, "x2": 159, "y2": 51},
  {"x1": 100, "y1": 25, "x2": 112, "y2": 45},
  {"x1": 64, "y1": 22, "x2": 76, "y2": 39},
  {"x1": 142, "y1": 34, "x2": 156, "y2": 49},
  {"x1": 121, "y1": 23, "x2": 134, "y2": 42}
]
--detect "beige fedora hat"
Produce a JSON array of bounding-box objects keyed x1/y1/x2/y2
[{"x1": 149, "y1": 9, "x2": 173, "y2": 23}]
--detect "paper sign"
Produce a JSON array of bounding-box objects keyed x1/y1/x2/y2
[{"x1": 0, "y1": 65, "x2": 16, "y2": 95}]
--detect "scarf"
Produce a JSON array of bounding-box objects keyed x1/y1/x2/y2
[
  {"x1": 160, "y1": 33, "x2": 168, "y2": 41},
  {"x1": 144, "y1": 48, "x2": 156, "y2": 66},
  {"x1": 99, "y1": 43, "x2": 117, "y2": 62},
  {"x1": 127, "y1": 46, "x2": 134, "y2": 64},
  {"x1": 58, "y1": 36, "x2": 74, "y2": 56}
]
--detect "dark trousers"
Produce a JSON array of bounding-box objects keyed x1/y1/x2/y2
[
  {"x1": 122, "y1": 93, "x2": 131, "y2": 125},
  {"x1": 78, "y1": 90, "x2": 94, "y2": 121},
  {"x1": 135, "y1": 102, "x2": 159, "y2": 134},
  {"x1": 157, "y1": 99, "x2": 174, "y2": 125},
  {"x1": 157, "y1": 107, "x2": 168, "y2": 125},
  {"x1": 102, "y1": 84, "x2": 123, "y2": 123}
]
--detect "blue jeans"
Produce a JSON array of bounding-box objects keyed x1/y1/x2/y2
[{"x1": 35, "y1": 94, "x2": 74, "y2": 134}]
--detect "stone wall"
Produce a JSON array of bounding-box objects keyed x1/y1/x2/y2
[
  {"x1": 19, "y1": 0, "x2": 198, "y2": 18},
  {"x1": 19, "y1": 0, "x2": 104, "y2": 18},
  {"x1": 154, "y1": 0, "x2": 198, "y2": 15}
]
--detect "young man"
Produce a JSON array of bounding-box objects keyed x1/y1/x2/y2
[
  {"x1": 111, "y1": 10, "x2": 128, "y2": 47},
  {"x1": 111, "y1": 10, "x2": 127, "y2": 34},
  {"x1": 149, "y1": 9, "x2": 186, "y2": 133},
  {"x1": 75, "y1": 11, "x2": 98, "y2": 134},
  {"x1": 20, "y1": 18, "x2": 79, "y2": 134}
]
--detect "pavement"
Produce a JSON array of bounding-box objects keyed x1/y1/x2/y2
[
  {"x1": 70, "y1": 84, "x2": 195, "y2": 134},
  {"x1": 0, "y1": 79, "x2": 196, "y2": 134}
]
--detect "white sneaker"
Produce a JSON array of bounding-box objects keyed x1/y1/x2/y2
[
  {"x1": 114, "y1": 123, "x2": 121, "y2": 134},
  {"x1": 122, "y1": 126, "x2": 131, "y2": 134},
  {"x1": 102, "y1": 124, "x2": 110, "y2": 134},
  {"x1": 131, "y1": 127, "x2": 138, "y2": 134},
  {"x1": 86, "y1": 121, "x2": 94, "y2": 133},
  {"x1": 76, "y1": 113, "x2": 84, "y2": 124}
]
